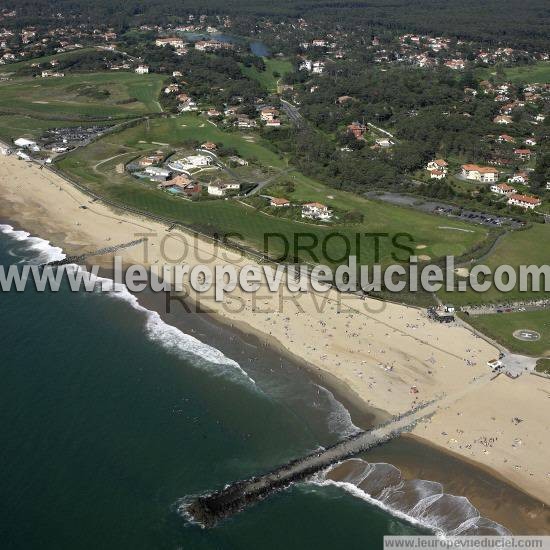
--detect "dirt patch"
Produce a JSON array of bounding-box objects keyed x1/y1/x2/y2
[
  {"x1": 416, "y1": 244, "x2": 427, "y2": 249},
  {"x1": 454, "y1": 267, "x2": 470, "y2": 277},
  {"x1": 418, "y1": 254, "x2": 431, "y2": 261}
]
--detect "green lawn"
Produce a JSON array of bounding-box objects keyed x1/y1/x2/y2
[
  {"x1": 0, "y1": 72, "x2": 164, "y2": 120},
  {"x1": 476, "y1": 61, "x2": 550, "y2": 84},
  {"x1": 466, "y1": 310, "x2": 550, "y2": 356},
  {"x1": 0, "y1": 47, "x2": 97, "y2": 74},
  {"x1": 240, "y1": 58, "x2": 293, "y2": 92},
  {"x1": 56, "y1": 113, "x2": 489, "y2": 267},
  {"x1": 438, "y1": 223, "x2": 550, "y2": 306},
  {"x1": 112, "y1": 114, "x2": 286, "y2": 167}
]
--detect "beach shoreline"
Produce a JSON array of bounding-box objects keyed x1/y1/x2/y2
[
  {"x1": 97, "y1": 265, "x2": 550, "y2": 534},
  {"x1": 0, "y1": 153, "x2": 549, "y2": 533}
]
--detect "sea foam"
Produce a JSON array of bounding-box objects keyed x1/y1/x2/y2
[
  {"x1": 0, "y1": 224, "x2": 255, "y2": 386},
  {"x1": 0, "y1": 224, "x2": 65, "y2": 263},
  {"x1": 311, "y1": 460, "x2": 511, "y2": 536}
]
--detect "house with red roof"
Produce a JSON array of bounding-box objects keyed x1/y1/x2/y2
[{"x1": 507, "y1": 194, "x2": 541, "y2": 209}]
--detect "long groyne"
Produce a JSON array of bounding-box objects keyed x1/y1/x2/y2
[
  {"x1": 186, "y1": 401, "x2": 437, "y2": 527},
  {"x1": 45, "y1": 238, "x2": 146, "y2": 266}
]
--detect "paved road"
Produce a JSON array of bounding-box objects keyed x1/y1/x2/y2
[{"x1": 281, "y1": 99, "x2": 305, "y2": 127}]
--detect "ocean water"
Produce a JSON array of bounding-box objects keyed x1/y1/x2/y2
[{"x1": 0, "y1": 225, "x2": 508, "y2": 549}]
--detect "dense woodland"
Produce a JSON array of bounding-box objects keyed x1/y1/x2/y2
[
  {"x1": 2, "y1": 0, "x2": 549, "y2": 210},
  {"x1": 3, "y1": 0, "x2": 550, "y2": 50}
]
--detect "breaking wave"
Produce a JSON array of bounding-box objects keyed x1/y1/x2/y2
[
  {"x1": 92, "y1": 273, "x2": 256, "y2": 386},
  {"x1": 312, "y1": 459, "x2": 511, "y2": 536},
  {"x1": 0, "y1": 224, "x2": 65, "y2": 263},
  {"x1": 0, "y1": 224, "x2": 255, "y2": 386},
  {"x1": 315, "y1": 384, "x2": 361, "y2": 437}
]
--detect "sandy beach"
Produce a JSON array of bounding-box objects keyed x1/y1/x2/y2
[{"x1": 1, "y1": 153, "x2": 549, "y2": 521}]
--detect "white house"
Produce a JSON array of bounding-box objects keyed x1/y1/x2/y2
[
  {"x1": 301, "y1": 202, "x2": 333, "y2": 221},
  {"x1": 491, "y1": 183, "x2": 516, "y2": 195},
  {"x1": 430, "y1": 170, "x2": 446, "y2": 180},
  {"x1": 235, "y1": 116, "x2": 256, "y2": 128},
  {"x1": 493, "y1": 115, "x2": 512, "y2": 124},
  {"x1": 507, "y1": 173, "x2": 528, "y2": 184},
  {"x1": 169, "y1": 154, "x2": 212, "y2": 173},
  {"x1": 426, "y1": 159, "x2": 448, "y2": 173},
  {"x1": 312, "y1": 61, "x2": 325, "y2": 74},
  {"x1": 41, "y1": 70, "x2": 64, "y2": 77},
  {"x1": 135, "y1": 65, "x2": 149, "y2": 74},
  {"x1": 207, "y1": 182, "x2": 240, "y2": 196},
  {"x1": 260, "y1": 107, "x2": 279, "y2": 122},
  {"x1": 155, "y1": 37, "x2": 186, "y2": 49},
  {"x1": 144, "y1": 166, "x2": 171, "y2": 180},
  {"x1": 164, "y1": 83, "x2": 179, "y2": 94},
  {"x1": 270, "y1": 197, "x2": 290, "y2": 207},
  {"x1": 461, "y1": 164, "x2": 498, "y2": 183},
  {"x1": 178, "y1": 99, "x2": 197, "y2": 112},
  {"x1": 507, "y1": 193, "x2": 541, "y2": 209}
]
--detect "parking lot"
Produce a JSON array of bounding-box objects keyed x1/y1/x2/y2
[{"x1": 366, "y1": 192, "x2": 525, "y2": 229}]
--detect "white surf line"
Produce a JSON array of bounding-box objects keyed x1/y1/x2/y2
[{"x1": 0, "y1": 224, "x2": 256, "y2": 387}]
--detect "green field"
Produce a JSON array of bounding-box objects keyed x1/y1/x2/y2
[
  {"x1": 466, "y1": 310, "x2": 550, "y2": 356},
  {"x1": 0, "y1": 47, "x2": 98, "y2": 74},
  {"x1": 477, "y1": 61, "x2": 550, "y2": 84},
  {"x1": 240, "y1": 58, "x2": 293, "y2": 92},
  {"x1": 438, "y1": 223, "x2": 550, "y2": 306},
  {"x1": 0, "y1": 72, "x2": 164, "y2": 120},
  {"x1": 56, "y1": 113, "x2": 488, "y2": 267}
]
